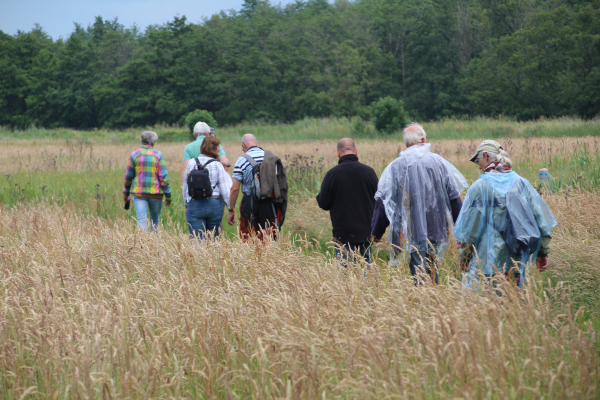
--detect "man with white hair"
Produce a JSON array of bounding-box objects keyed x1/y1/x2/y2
[
  {"x1": 371, "y1": 123, "x2": 468, "y2": 285},
  {"x1": 123, "y1": 131, "x2": 172, "y2": 231},
  {"x1": 182, "y1": 122, "x2": 230, "y2": 182}
]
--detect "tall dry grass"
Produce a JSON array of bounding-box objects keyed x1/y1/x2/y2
[
  {"x1": 2, "y1": 136, "x2": 598, "y2": 177},
  {"x1": 0, "y1": 204, "x2": 598, "y2": 399}
]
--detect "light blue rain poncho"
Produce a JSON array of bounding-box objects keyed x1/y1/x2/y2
[
  {"x1": 375, "y1": 143, "x2": 469, "y2": 264},
  {"x1": 454, "y1": 171, "x2": 557, "y2": 288}
]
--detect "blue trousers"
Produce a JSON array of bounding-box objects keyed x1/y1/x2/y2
[
  {"x1": 132, "y1": 197, "x2": 163, "y2": 231},
  {"x1": 186, "y1": 198, "x2": 224, "y2": 240}
]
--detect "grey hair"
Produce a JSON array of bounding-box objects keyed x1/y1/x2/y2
[
  {"x1": 478, "y1": 149, "x2": 513, "y2": 169},
  {"x1": 193, "y1": 122, "x2": 211, "y2": 137},
  {"x1": 403, "y1": 123, "x2": 427, "y2": 146},
  {"x1": 141, "y1": 131, "x2": 158, "y2": 146}
]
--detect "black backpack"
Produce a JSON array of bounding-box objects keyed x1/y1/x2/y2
[{"x1": 187, "y1": 158, "x2": 218, "y2": 199}]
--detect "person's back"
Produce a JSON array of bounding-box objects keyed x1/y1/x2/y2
[
  {"x1": 123, "y1": 131, "x2": 172, "y2": 231},
  {"x1": 372, "y1": 123, "x2": 467, "y2": 285},
  {"x1": 183, "y1": 122, "x2": 230, "y2": 174},
  {"x1": 317, "y1": 138, "x2": 378, "y2": 262},
  {"x1": 382, "y1": 144, "x2": 460, "y2": 249},
  {"x1": 455, "y1": 139, "x2": 557, "y2": 289},
  {"x1": 227, "y1": 134, "x2": 283, "y2": 241},
  {"x1": 455, "y1": 171, "x2": 556, "y2": 280}
]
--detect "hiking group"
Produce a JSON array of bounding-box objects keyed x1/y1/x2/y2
[
  {"x1": 123, "y1": 121, "x2": 557, "y2": 289},
  {"x1": 123, "y1": 122, "x2": 287, "y2": 242}
]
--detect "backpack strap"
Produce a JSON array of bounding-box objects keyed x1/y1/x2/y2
[
  {"x1": 201, "y1": 158, "x2": 220, "y2": 189},
  {"x1": 243, "y1": 153, "x2": 258, "y2": 167},
  {"x1": 202, "y1": 158, "x2": 219, "y2": 168}
]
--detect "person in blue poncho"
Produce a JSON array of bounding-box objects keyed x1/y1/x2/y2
[{"x1": 454, "y1": 140, "x2": 558, "y2": 289}]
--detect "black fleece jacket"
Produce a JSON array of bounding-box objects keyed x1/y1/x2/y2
[{"x1": 316, "y1": 154, "x2": 379, "y2": 244}]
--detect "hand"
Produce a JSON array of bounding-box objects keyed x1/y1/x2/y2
[
  {"x1": 123, "y1": 193, "x2": 130, "y2": 203},
  {"x1": 373, "y1": 236, "x2": 382, "y2": 243},
  {"x1": 457, "y1": 241, "x2": 461, "y2": 251},
  {"x1": 227, "y1": 210, "x2": 236, "y2": 226},
  {"x1": 536, "y1": 256, "x2": 549, "y2": 272},
  {"x1": 165, "y1": 199, "x2": 172, "y2": 207},
  {"x1": 460, "y1": 261, "x2": 469, "y2": 271}
]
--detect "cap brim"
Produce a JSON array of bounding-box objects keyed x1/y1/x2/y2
[{"x1": 469, "y1": 152, "x2": 479, "y2": 163}]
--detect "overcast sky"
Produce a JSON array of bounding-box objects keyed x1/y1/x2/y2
[{"x1": 0, "y1": 0, "x2": 292, "y2": 40}]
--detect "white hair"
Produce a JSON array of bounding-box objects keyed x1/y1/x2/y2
[
  {"x1": 478, "y1": 149, "x2": 513, "y2": 169},
  {"x1": 403, "y1": 123, "x2": 427, "y2": 146},
  {"x1": 193, "y1": 122, "x2": 211, "y2": 137},
  {"x1": 140, "y1": 131, "x2": 158, "y2": 146}
]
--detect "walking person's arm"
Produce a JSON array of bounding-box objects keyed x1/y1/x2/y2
[
  {"x1": 158, "y1": 156, "x2": 172, "y2": 206},
  {"x1": 228, "y1": 179, "x2": 241, "y2": 225},
  {"x1": 218, "y1": 145, "x2": 230, "y2": 173},
  {"x1": 123, "y1": 153, "x2": 136, "y2": 203},
  {"x1": 316, "y1": 172, "x2": 333, "y2": 210},
  {"x1": 219, "y1": 155, "x2": 230, "y2": 173},
  {"x1": 371, "y1": 198, "x2": 389, "y2": 242},
  {"x1": 182, "y1": 160, "x2": 190, "y2": 187},
  {"x1": 217, "y1": 164, "x2": 232, "y2": 210}
]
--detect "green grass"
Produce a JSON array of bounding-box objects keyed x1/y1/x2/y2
[{"x1": 2, "y1": 115, "x2": 599, "y2": 143}]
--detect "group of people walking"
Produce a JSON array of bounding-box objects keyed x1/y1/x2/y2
[
  {"x1": 123, "y1": 121, "x2": 557, "y2": 288},
  {"x1": 317, "y1": 123, "x2": 557, "y2": 288},
  {"x1": 123, "y1": 122, "x2": 287, "y2": 241}
]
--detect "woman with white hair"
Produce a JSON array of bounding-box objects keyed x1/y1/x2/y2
[
  {"x1": 123, "y1": 131, "x2": 172, "y2": 231},
  {"x1": 454, "y1": 140, "x2": 557, "y2": 289}
]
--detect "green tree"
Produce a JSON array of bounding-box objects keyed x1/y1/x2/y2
[
  {"x1": 371, "y1": 96, "x2": 409, "y2": 133},
  {"x1": 185, "y1": 109, "x2": 218, "y2": 134}
]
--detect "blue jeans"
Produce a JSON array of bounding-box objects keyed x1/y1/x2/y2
[
  {"x1": 186, "y1": 198, "x2": 224, "y2": 240},
  {"x1": 335, "y1": 242, "x2": 372, "y2": 266},
  {"x1": 132, "y1": 197, "x2": 163, "y2": 231}
]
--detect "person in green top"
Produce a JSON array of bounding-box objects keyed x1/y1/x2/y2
[{"x1": 182, "y1": 122, "x2": 230, "y2": 183}]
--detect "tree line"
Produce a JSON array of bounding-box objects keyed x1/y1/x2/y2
[{"x1": 1, "y1": 0, "x2": 599, "y2": 130}]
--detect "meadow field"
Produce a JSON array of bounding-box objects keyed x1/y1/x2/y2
[{"x1": 1, "y1": 117, "x2": 599, "y2": 398}]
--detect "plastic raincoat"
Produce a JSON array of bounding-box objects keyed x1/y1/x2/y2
[
  {"x1": 375, "y1": 144, "x2": 469, "y2": 262},
  {"x1": 453, "y1": 171, "x2": 557, "y2": 287}
]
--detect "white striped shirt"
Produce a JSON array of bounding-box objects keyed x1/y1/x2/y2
[{"x1": 182, "y1": 155, "x2": 232, "y2": 207}]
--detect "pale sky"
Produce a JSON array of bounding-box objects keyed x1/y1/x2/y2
[{"x1": 0, "y1": 0, "x2": 295, "y2": 40}]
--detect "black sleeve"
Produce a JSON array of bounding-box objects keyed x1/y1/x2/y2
[
  {"x1": 371, "y1": 198, "x2": 389, "y2": 239},
  {"x1": 316, "y1": 171, "x2": 333, "y2": 211},
  {"x1": 450, "y1": 196, "x2": 463, "y2": 223},
  {"x1": 372, "y1": 170, "x2": 379, "y2": 197}
]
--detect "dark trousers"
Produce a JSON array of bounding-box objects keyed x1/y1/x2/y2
[
  {"x1": 335, "y1": 242, "x2": 372, "y2": 265},
  {"x1": 240, "y1": 194, "x2": 280, "y2": 241},
  {"x1": 408, "y1": 244, "x2": 439, "y2": 286}
]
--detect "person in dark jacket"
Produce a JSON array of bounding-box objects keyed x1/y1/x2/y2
[{"x1": 316, "y1": 138, "x2": 379, "y2": 264}]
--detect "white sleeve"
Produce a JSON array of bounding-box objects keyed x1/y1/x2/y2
[{"x1": 217, "y1": 164, "x2": 232, "y2": 209}]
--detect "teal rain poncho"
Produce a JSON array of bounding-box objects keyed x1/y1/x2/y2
[
  {"x1": 453, "y1": 171, "x2": 557, "y2": 286},
  {"x1": 375, "y1": 144, "x2": 469, "y2": 263}
]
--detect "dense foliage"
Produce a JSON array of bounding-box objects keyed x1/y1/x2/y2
[
  {"x1": 371, "y1": 96, "x2": 409, "y2": 133},
  {"x1": 1, "y1": 0, "x2": 599, "y2": 129}
]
